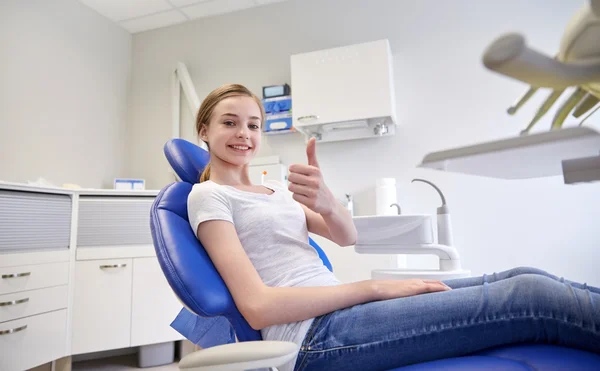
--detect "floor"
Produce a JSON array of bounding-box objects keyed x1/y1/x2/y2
[{"x1": 72, "y1": 354, "x2": 179, "y2": 371}]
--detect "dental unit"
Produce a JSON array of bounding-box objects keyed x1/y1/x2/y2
[{"x1": 354, "y1": 178, "x2": 470, "y2": 281}]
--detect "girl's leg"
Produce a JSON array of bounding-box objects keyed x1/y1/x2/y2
[
  {"x1": 294, "y1": 272, "x2": 600, "y2": 371},
  {"x1": 443, "y1": 266, "x2": 600, "y2": 294}
]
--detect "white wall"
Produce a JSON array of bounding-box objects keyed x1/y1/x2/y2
[
  {"x1": 128, "y1": 0, "x2": 600, "y2": 285},
  {"x1": 0, "y1": 0, "x2": 132, "y2": 189}
]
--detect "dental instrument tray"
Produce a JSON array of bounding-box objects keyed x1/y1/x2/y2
[
  {"x1": 419, "y1": 126, "x2": 600, "y2": 183},
  {"x1": 353, "y1": 215, "x2": 435, "y2": 253}
]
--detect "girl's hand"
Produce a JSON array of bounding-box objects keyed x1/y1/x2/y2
[
  {"x1": 288, "y1": 138, "x2": 337, "y2": 215},
  {"x1": 371, "y1": 279, "x2": 452, "y2": 301}
]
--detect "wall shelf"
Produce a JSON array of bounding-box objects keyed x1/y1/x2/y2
[
  {"x1": 419, "y1": 127, "x2": 600, "y2": 180},
  {"x1": 263, "y1": 128, "x2": 298, "y2": 136}
]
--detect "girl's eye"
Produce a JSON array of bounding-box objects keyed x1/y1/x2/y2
[
  {"x1": 224, "y1": 120, "x2": 235, "y2": 126},
  {"x1": 250, "y1": 124, "x2": 260, "y2": 130}
]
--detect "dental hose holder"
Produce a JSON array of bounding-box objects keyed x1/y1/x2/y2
[
  {"x1": 411, "y1": 178, "x2": 453, "y2": 247},
  {"x1": 409, "y1": 178, "x2": 467, "y2": 275}
]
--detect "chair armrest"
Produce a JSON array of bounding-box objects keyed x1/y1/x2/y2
[{"x1": 178, "y1": 341, "x2": 299, "y2": 371}]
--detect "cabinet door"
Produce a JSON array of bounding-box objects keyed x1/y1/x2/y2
[
  {"x1": 71, "y1": 259, "x2": 132, "y2": 354},
  {"x1": 131, "y1": 257, "x2": 184, "y2": 346},
  {"x1": 291, "y1": 40, "x2": 394, "y2": 126}
]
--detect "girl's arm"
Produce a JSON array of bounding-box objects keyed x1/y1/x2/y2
[
  {"x1": 196, "y1": 219, "x2": 372, "y2": 330},
  {"x1": 196, "y1": 220, "x2": 449, "y2": 331},
  {"x1": 299, "y1": 202, "x2": 357, "y2": 247}
]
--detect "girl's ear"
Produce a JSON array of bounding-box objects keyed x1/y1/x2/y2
[{"x1": 199, "y1": 124, "x2": 208, "y2": 142}]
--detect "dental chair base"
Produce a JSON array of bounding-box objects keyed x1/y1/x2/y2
[{"x1": 178, "y1": 341, "x2": 298, "y2": 371}]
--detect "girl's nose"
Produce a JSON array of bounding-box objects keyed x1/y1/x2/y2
[{"x1": 236, "y1": 126, "x2": 248, "y2": 138}]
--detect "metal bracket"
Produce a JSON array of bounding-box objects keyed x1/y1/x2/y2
[{"x1": 562, "y1": 153, "x2": 600, "y2": 184}]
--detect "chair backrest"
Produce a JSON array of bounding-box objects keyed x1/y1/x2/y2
[
  {"x1": 151, "y1": 138, "x2": 332, "y2": 343},
  {"x1": 150, "y1": 181, "x2": 260, "y2": 341}
]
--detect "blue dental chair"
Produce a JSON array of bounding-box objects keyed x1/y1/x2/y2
[{"x1": 150, "y1": 138, "x2": 600, "y2": 371}]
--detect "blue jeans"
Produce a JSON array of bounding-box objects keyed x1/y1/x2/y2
[{"x1": 293, "y1": 266, "x2": 600, "y2": 371}]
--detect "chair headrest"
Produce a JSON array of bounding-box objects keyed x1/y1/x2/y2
[{"x1": 164, "y1": 139, "x2": 210, "y2": 184}]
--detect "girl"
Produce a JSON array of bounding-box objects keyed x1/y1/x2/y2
[{"x1": 187, "y1": 83, "x2": 600, "y2": 371}]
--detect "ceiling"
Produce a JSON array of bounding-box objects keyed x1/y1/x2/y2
[{"x1": 78, "y1": 0, "x2": 289, "y2": 34}]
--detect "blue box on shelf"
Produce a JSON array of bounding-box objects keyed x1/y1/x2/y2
[
  {"x1": 263, "y1": 95, "x2": 292, "y2": 115},
  {"x1": 264, "y1": 112, "x2": 293, "y2": 132}
]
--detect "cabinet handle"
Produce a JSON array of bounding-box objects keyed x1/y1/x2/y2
[
  {"x1": 298, "y1": 115, "x2": 319, "y2": 122},
  {"x1": 1, "y1": 272, "x2": 31, "y2": 279},
  {"x1": 0, "y1": 298, "x2": 29, "y2": 307},
  {"x1": 0, "y1": 325, "x2": 27, "y2": 335},
  {"x1": 99, "y1": 264, "x2": 127, "y2": 269}
]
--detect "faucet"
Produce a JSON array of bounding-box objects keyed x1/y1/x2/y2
[{"x1": 390, "y1": 203, "x2": 401, "y2": 215}]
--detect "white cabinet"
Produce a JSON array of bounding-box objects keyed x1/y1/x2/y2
[
  {"x1": 71, "y1": 259, "x2": 133, "y2": 355},
  {"x1": 71, "y1": 255, "x2": 184, "y2": 355},
  {"x1": 290, "y1": 39, "x2": 397, "y2": 143},
  {"x1": 0, "y1": 183, "x2": 187, "y2": 367},
  {"x1": 131, "y1": 257, "x2": 184, "y2": 346}
]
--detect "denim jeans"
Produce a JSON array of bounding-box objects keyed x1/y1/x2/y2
[{"x1": 293, "y1": 266, "x2": 600, "y2": 371}]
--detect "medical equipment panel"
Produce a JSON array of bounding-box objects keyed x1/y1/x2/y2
[{"x1": 0, "y1": 190, "x2": 71, "y2": 253}]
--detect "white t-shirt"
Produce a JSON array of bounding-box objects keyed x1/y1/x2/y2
[{"x1": 187, "y1": 179, "x2": 341, "y2": 371}]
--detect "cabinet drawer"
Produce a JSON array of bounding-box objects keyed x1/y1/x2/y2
[
  {"x1": 0, "y1": 309, "x2": 67, "y2": 371},
  {"x1": 0, "y1": 285, "x2": 68, "y2": 323},
  {"x1": 0, "y1": 261, "x2": 69, "y2": 295}
]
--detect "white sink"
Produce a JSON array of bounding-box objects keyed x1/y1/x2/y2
[{"x1": 352, "y1": 215, "x2": 434, "y2": 254}]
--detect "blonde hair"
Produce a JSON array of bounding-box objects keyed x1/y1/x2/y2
[{"x1": 196, "y1": 84, "x2": 265, "y2": 183}]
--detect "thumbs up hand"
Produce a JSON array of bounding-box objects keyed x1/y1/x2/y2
[{"x1": 288, "y1": 137, "x2": 336, "y2": 215}]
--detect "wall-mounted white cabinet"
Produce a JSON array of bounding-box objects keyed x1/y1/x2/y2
[{"x1": 291, "y1": 39, "x2": 397, "y2": 143}]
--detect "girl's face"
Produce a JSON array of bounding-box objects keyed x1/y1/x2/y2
[{"x1": 200, "y1": 95, "x2": 262, "y2": 167}]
